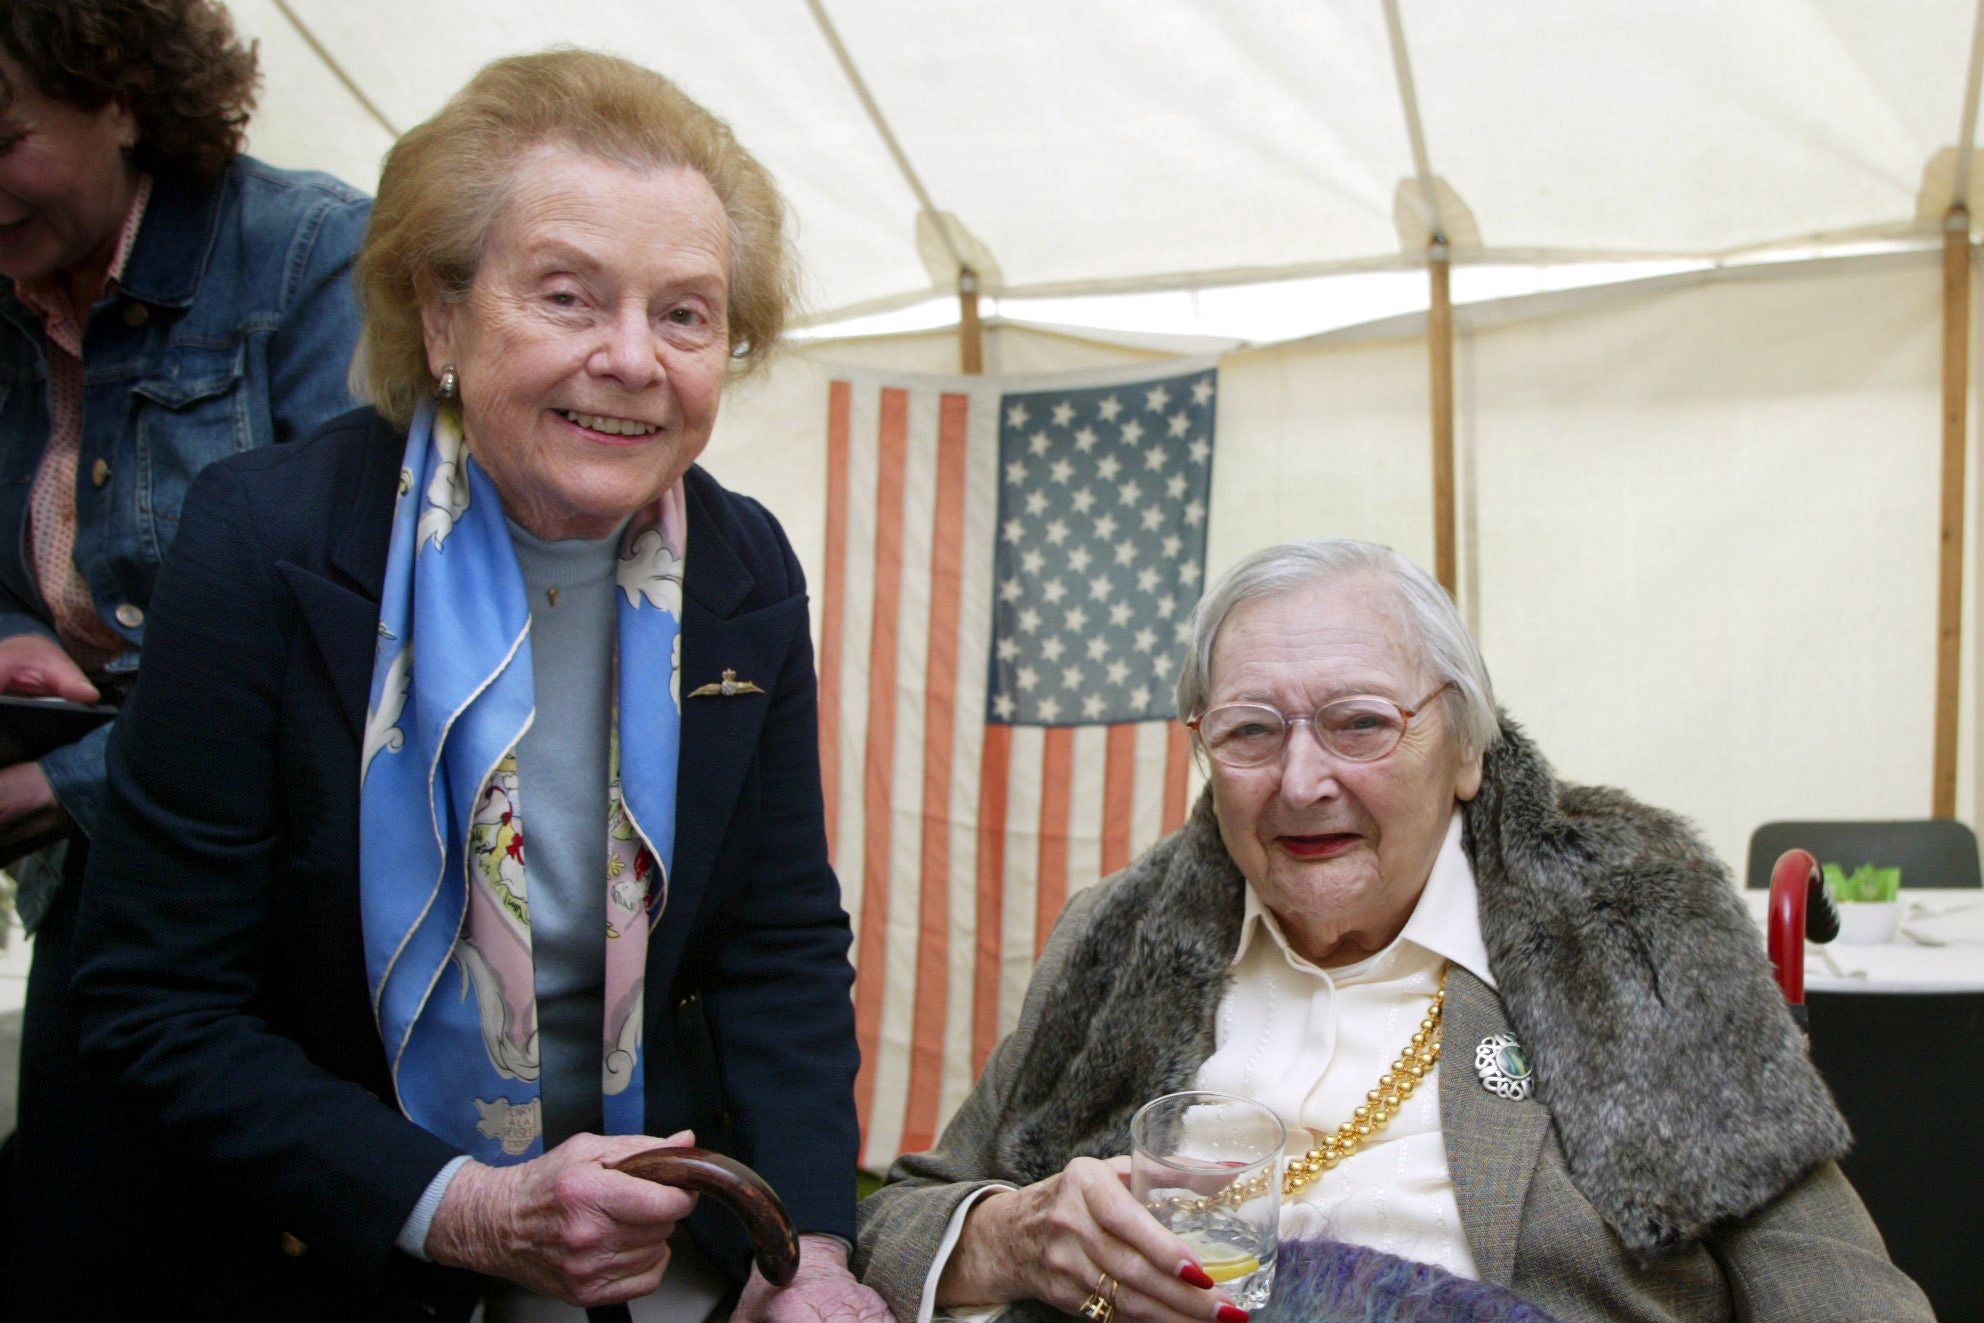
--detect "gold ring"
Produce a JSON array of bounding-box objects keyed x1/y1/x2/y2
[{"x1": 1078, "y1": 1269, "x2": 1121, "y2": 1322}]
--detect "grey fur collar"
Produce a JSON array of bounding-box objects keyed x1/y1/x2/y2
[{"x1": 993, "y1": 718, "x2": 1847, "y2": 1258}]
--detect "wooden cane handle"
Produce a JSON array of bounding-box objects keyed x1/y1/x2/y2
[{"x1": 608, "y1": 1145, "x2": 801, "y2": 1287}]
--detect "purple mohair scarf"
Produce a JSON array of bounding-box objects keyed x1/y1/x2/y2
[{"x1": 1256, "y1": 1237, "x2": 1561, "y2": 1323}]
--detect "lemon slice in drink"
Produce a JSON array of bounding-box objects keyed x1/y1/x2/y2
[{"x1": 1197, "y1": 1246, "x2": 1261, "y2": 1285}]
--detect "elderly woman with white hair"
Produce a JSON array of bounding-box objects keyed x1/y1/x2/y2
[{"x1": 854, "y1": 539, "x2": 1928, "y2": 1323}]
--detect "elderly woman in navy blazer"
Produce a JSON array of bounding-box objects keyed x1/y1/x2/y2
[{"x1": 72, "y1": 51, "x2": 882, "y2": 1323}]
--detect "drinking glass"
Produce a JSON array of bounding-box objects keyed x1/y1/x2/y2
[{"x1": 1130, "y1": 1090, "x2": 1285, "y2": 1309}]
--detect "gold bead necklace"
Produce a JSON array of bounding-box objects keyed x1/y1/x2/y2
[{"x1": 1280, "y1": 965, "x2": 1448, "y2": 1199}]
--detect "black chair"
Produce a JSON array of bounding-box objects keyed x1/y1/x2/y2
[
  {"x1": 1807, "y1": 989, "x2": 1984, "y2": 1321},
  {"x1": 1744, "y1": 818, "x2": 1981, "y2": 889}
]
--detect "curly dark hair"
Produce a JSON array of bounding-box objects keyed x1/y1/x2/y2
[{"x1": 0, "y1": 0, "x2": 259, "y2": 185}]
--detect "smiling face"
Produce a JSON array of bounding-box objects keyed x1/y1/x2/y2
[
  {"x1": 1204, "y1": 573, "x2": 1483, "y2": 966},
  {"x1": 420, "y1": 147, "x2": 732, "y2": 540},
  {"x1": 0, "y1": 54, "x2": 137, "y2": 289}
]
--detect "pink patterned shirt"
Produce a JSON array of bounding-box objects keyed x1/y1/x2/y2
[{"x1": 12, "y1": 174, "x2": 154, "y2": 673}]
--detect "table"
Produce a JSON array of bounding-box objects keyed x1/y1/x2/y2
[
  {"x1": 1740, "y1": 887, "x2": 1982, "y2": 1317},
  {"x1": 1740, "y1": 887, "x2": 1984, "y2": 992}
]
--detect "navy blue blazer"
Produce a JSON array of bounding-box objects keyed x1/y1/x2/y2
[{"x1": 72, "y1": 407, "x2": 860, "y2": 1321}]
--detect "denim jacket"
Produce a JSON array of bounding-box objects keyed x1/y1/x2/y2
[{"x1": 0, "y1": 156, "x2": 370, "y2": 841}]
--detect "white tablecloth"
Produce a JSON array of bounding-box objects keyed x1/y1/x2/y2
[{"x1": 1741, "y1": 888, "x2": 1984, "y2": 993}]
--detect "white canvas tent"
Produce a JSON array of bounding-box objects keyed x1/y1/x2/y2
[
  {"x1": 235, "y1": 1, "x2": 1978, "y2": 320},
  {"x1": 223, "y1": 0, "x2": 1984, "y2": 873}
]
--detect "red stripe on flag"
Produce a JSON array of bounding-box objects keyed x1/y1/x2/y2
[
  {"x1": 818, "y1": 381, "x2": 851, "y2": 858},
  {"x1": 971, "y1": 725, "x2": 1013, "y2": 1072},
  {"x1": 900, "y1": 393, "x2": 970, "y2": 1154},
  {"x1": 851, "y1": 387, "x2": 909, "y2": 1132},
  {"x1": 1036, "y1": 728, "x2": 1075, "y2": 954},
  {"x1": 1101, "y1": 724, "x2": 1137, "y2": 876},
  {"x1": 1163, "y1": 721, "x2": 1192, "y2": 832}
]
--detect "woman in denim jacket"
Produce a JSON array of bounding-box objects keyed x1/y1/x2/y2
[{"x1": 0, "y1": 2, "x2": 368, "y2": 1313}]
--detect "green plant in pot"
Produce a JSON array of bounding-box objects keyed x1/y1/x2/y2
[{"x1": 1822, "y1": 862, "x2": 1902, "y2": 944}]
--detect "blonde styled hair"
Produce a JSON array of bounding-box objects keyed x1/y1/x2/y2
[{"x1": 353, "y1": 49, "x2": 794, "y2": 426}]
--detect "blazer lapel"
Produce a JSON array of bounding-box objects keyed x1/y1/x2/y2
[
  {"x1": 667, "y1": 477, "x2": 807, "y2": 921},
  {"x1": 278, "y1": 563, "x2": 381, "y2": 742},
  {"x1": 1441, "y1": 969, "x2": 1552, "y2": 1287},
  {"x1": 277, "y1": 428, "x2": 398, "y2": 742}
]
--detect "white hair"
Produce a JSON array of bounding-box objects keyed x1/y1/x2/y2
[{"x1": 1175, "y1": 539, "x2": 1499, "y2": 756}]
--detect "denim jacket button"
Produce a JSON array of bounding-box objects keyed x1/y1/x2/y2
[
  {"x1": 114, "y1": 603, "x2": 144, "y2": 629},
  {"x1": 122, "y1": 302, "x2": 149, "y2": 327},
  {"x1": 90, "y1": 459, "x2": 109, "y2": 488}
]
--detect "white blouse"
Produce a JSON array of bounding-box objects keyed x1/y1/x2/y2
[
  {"x1": 915, "y1": 810, "x2": 1493, "y2": 1322},
  {"x1": 1196, "y1": 808, "x2": 1489, "y2": 1276}
]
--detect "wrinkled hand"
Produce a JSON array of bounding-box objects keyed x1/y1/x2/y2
[
  {"x1": 733, "y1": 1235, "x2": 892, "y2": 1323},
  {"x1": 0, "y1": 759, "x2": 69, "y2": 856},
  {"x1": 425, "y1": 1131, "x2": 699, "y2": 1308},
  {"x1": 938, "y1": 1157, "x2": 1240, "y2": 1323},
  {"x1": 0, "y1": 634, "x2": 99, "y2": 703}
]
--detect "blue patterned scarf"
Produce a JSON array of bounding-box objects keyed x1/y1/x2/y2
[{"x1": 359, "y1": 399, "x2": 687, "y2": 1162}]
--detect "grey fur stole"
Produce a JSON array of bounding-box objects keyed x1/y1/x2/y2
[{"x1": 991, "y1": 718, "x2": 1847, "y2": 1259}]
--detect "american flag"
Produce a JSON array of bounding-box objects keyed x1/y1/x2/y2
[{"x1": 815, "y1": 362, "x2": 1218, "y2": 1168}]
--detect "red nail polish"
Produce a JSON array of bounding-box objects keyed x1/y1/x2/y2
[
  {"x1": 1217, "y1": 1307, "x2": 1250, "y2": 1323},
  {"x1": 1178, "y1": 1264, "x2": 1215, "y2": 1290}
]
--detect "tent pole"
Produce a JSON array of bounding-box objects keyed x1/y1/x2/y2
[
  {"x1": 270, "y1": 0, "x2": 399, "y2": 139},
  {"x1": 1429, "y1": 237, "x2": 1457, "y2": 597},
  {"x1": 1935, "y1": 206, "x2": 1971, "y2": 819},
  {"x1": 959, "y1": 269, "x2": 984, "y2": 375}
]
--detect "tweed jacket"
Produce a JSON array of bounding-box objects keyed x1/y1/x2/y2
[{"x1": 854, "y1": 721, "x2": 1931, "y2": 1323}]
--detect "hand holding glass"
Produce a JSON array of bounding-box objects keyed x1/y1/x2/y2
[{"x1": 1130, "y1": 1091, "x2": 1284, "y2": 1309}]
